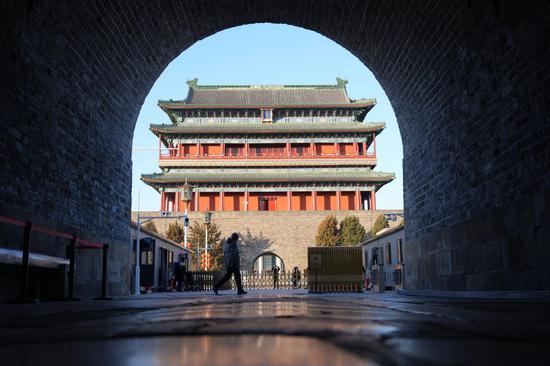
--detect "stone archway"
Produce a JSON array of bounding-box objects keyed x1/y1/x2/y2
[
  {"x1": 1, "y1": 1, "x2": 549, "y2": 297},
  {"x1": 252, "y1": 252, "x2": 285, "y2": 273}
]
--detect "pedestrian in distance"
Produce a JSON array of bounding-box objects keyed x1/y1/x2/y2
[
  {"x1": 174, "y1": 256, "x2": 186, "y2": 292},
  {"x1": 272, "y1": 265, "x2": 281, "y2": 289},
  {"x1": 213, "y1": 232, "x2": 247, "y2": 295},
  {"x1": 292, "y1": 266, "x2": 301, "y2": 288}
]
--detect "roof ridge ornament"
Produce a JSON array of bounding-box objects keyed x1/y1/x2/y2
[
  {"x1": 186, "y1": 78, "x2": 199, "y2": 89},
  {"x1": 336, "y1": 77, "x2": 348, "y2": 88}
]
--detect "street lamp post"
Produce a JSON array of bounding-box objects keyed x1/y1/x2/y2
[
  {"x1": 204, "y1": 210, "x2": 212, "y2": 270},
  {"x1": 180, "y1": 179, "x2": 193, "y2": 251}
]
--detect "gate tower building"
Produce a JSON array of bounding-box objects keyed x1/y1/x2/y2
[{"x1": 142, "y1": 78, "x2": 395, "y2": 212}]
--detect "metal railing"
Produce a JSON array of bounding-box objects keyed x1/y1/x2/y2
[
  {"x1": 160, "y1": 152, "x2": 376, "y2": 160},
  {"x1": 231, "y1": 270, "x2": 308, "y2": 290},
  {"x1": 0, "y1": 215, "x2": 110, "y2": 302},
  {"x1": 187, "y1": 270, "x2": 231, "y2": 291}
]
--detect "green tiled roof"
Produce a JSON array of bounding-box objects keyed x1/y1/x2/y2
[
  {"x1": 158, "y1": 78, "x2": 376, "y2": 109},
  {"x1": 150, "y1": 122, "x2": 386, "y2": 135},
  {"x1": 141, "y1": 170, "x2": 395, "y2": 184}
]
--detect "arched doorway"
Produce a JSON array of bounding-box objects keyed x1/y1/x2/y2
[{"x1": 253, "y1": 252, "x2": 285, "y2": 274}]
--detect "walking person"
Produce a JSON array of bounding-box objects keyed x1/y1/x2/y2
[
  {"x1": 213, "y1": 232, "x2": 247, "y2": 295},
  {"x1": 272, "y1": 265, "x2": 281, "y2": 289}
]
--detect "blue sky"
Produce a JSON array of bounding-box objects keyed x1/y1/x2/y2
[{"x1": 131, "y1": 23, "x2": 403, "y2": 211}]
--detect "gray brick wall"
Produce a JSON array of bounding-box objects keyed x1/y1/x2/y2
[{"x1": 1, "y1": 1, "x2": 548, "y2": 295}]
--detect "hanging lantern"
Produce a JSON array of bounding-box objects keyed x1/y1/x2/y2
[
  {"x1": 180, "y1": 179, "x2": 194, "y2": 203},
  {"x1": 204, "y1": 210, "x2": 212, "y2": 225}
]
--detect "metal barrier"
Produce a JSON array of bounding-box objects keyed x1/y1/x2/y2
[
  {"x1": 189, "y1": 271, "x2": 216, "y2": 291},
  {"x1": 232, "y1": 270, "x2": 308, "y2": 290},
  {"x1": 188, "y1": 270, "x2": 309, "y2": 291},
  {"x1": 0, "y1": 215, "x2": 110, "y2": 302},
  {"x1": 308, "y1": 247, "x2": 364, "y2": 293},
  {"x1": 187, "y1": 271, "x2": 231, "y2": 291}
]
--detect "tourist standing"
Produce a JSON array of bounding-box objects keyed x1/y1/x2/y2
[
  {"x1": 272, "y1": 265, "x2": 281, "y2": 289},
  {"x1": 174, "y1": 257, "x2": 186, "y2": 292},
  {"x1": 292, "y1": 266, "x2": 301, "y2": 288}
]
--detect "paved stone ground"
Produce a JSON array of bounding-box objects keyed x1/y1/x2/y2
[{"x1": 1, "y1": 290, "x2": 549, "y2": 365}]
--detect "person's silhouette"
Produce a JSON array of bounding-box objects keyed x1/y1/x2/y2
[
  {"x1": 213, "y1": 232, "x2": 246, "y2": 295},
  {"x1": 272, "y1": 265, "x2": 281, "y2": 289}
]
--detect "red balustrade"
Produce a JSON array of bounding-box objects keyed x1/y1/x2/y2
[{"x1": 160, "y1": 151, "x2": 376, "y2": 160}]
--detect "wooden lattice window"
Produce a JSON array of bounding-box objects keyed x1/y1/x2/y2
[{"x1": 261, "y1": 108, "x2": 273, "y2": 122}]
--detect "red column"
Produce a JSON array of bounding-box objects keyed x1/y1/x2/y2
[
  {"x1": 363, "y1": 141, "x2": 367, "y2": 156},
  {"x1": 175, "y1": 192, "x2": 181, "y2": 212},
  {"x1": 373, "y1": 133, "x2": 377, "y2": 158},
  {"x1": 286, "y1": 142, "x2": 291, "y2": 157},
  {"x1": 160, "y1": 192, "x2": 165, "y2": 211},
  {"x1": 245, "y1": 191, "x2": 249, "y2": 211},
  {"x1": 245, "y1": 143, "x2": 249, "y2": 157},
  {"x1": 196, "y1": 142, "x2": 200, "y2": 157},
  {"x1": 370, "y1": 191, "x2": 375, "y2": 211},
  {"x1": 219, "y1": 191, "x2": 224, "y2": 212},
  {"x1": 354, "y1": 142, "x2": 358, "y2": 156},
  {"x1": 355, "y1": 189, "x2": 360, "y2": 210},
  {"x1": 334, "y1": 142, "x2": 339, "y2": 156},
  {"x1": 195, "y1": 191, "x2": 200, "y2": 211},
  {"x1": 312, "y1": 190, "x2": 317, "y2": 211},
  {"x1": 287, "y1": 190, "x2": 291, "y2": 211},
  {"x1": 221, "y1": 142, "x2": 225, "y2": 156},
  {"x1": 309, "y1": 142, "x2": 314, "y2": 156},
  {"x1": 373, "y1": 191, "x2": 377, "y2": 210},
  {"x1": 337, "y1": 190, "x2": 341, "y2": 210}
]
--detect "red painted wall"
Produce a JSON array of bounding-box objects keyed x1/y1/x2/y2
[
  {"x1": 223, "y1": 192, "x2": 245, "y2": 211},
  {"x1": 291, "y1": 192, "x2": 313, "y2": 211},
  {"x1": 340, "y1": 192, "x2": 356, "y2": 210},
  {"x1": 316, "y1": 143, "x2": 335, "y2": 155},
  {"x1": 198, "y1": 193, "x2": 219, "y2": 211},
  {"x1": 316, "y1": 192, "x2": 337, "y2": 210},
  {"x1": 172, "y1": 191, "x2": 368, "y2": 212}
]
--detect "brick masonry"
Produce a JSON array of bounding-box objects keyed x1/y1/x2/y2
[
  {"x1": 132, "y1": 210, "x2": 403, "y2": 271},
  {"x1": 0, "y1": 1, "x2": 548, "y2": 296}
]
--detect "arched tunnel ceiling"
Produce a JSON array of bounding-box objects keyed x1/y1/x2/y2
[{"x1": 0, "y1": 1, "x2": 548, "y2": 294}]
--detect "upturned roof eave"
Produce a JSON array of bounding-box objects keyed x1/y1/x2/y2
[
  {"x1": 157, "y1": 100, "x2": 376, "y2": 110},
  {"x1": 140, "y1": 172, "x2": 395, "y2": 184},
  {"x1": 158, "y1": 104, "x2": 178, "y2": 124},
  {"x1": 149, "y1": 122, "x2": 387, "y2": 136}
]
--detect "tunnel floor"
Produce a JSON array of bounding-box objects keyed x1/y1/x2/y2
[{"x1": 1, "y1": 290, "x2": 549, "y2": 365}]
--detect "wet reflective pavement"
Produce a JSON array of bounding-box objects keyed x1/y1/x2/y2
[
  {"x1": 5, "y1": 335, "x2": 373, "y2": 366},
  {"x1": 1, "y1": 290, "x2": 549, "y2": 365}
]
